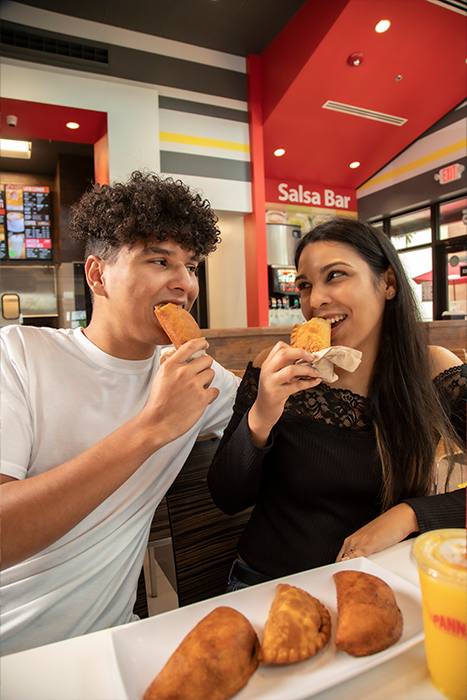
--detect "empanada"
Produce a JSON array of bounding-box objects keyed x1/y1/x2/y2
[
  {"x1": 333, "y1": 570, "x2": 403, "y2": 656},
  {"x1": 143, "y1": 606, "x2": 260, "y2": 700},
  {"x1": 290, "y1": 318, "x2": 331, "y2": 353},
  {"x1": 154, "y1": 302, "x2": 202, "y2": 348},
  {"x1": 260, "y1": 583, "x2": 332, "y2": 665}
]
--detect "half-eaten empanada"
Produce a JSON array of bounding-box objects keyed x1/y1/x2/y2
[{"x1": 260, "y1": 583, "x2": 332, "y2": 665}]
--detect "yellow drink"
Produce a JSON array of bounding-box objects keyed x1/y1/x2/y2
[{"x1": 412, "y1": 529, "x2": 467, "y2": 700}]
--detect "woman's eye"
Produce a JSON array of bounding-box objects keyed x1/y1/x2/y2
[
  {"x1": 328, "y1": 270, "x2": 345, "y2": 281},
  {"x1": 296, "y1": 281, "x2": 310, "y2": 291}
]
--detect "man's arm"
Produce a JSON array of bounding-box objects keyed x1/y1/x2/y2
[{"x1": 1, "y1": 338, "x2": 218, "y2": 570}]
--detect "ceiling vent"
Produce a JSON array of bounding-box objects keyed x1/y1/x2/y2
[
  {"x1": 0, "y1": 26, "x2": 108, "y2": 64},
  {"x1": 322, "y1": 100, "x2": 407, "y2": 126}
]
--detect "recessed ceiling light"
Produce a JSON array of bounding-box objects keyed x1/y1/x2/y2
[
  {"x1": 0, "y1": 138, "x2": 32, "y2": 159},
  {"x1": 66, "y1": 122, "x2": 80, "y2": 130},
  {"x1": 274, "y1": 148, "x2": 285, "y2": 157},
  {"x1": 375, "y1": 20, "x2": 391, "y2": 33},
  {"x1": 349, "y1": 161, "x2": 360, "y2": 169}
]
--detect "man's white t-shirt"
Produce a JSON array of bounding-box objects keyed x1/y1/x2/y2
[{"x1": 0, "y1": 325, "x2": 239, "y2": 656}]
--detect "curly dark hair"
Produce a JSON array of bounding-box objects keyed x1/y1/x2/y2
[{"x1": 69, "y1": 171, "x2": 221, "y2": 260}]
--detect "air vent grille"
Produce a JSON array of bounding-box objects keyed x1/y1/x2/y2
[
  {"x1": 0, "y1": 26, "x2": 108, "y2": 64},
  {"x1": 322, "y1": 100, "x2": 407, "y2": 126}
]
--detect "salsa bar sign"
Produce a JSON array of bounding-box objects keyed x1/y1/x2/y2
[{"x1": 266, "y1": 179, "x2": 357, "y2": 211}]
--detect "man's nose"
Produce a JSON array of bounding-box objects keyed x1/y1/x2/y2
[{"x1": 168, "y1": 265, "x2": 196, "y2": 291}]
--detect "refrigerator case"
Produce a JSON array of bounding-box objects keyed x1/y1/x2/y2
[
  {"x1": 268, "y1": 265, "x2": 303, "y2": 326},
  {"x1": 266, "y1": 223, "x2": 304, "y2": 326}
]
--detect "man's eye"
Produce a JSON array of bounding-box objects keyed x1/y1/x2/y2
[{"x1": 187, "y1": 265, "x2": 198, "y2": 275}]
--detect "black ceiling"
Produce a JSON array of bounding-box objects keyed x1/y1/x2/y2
[{"x1": 10, "y1": 0, "x2": 309, "y2": 56}]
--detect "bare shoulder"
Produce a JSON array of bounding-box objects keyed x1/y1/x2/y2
[
  {"x1": 253, "y1": 346, "x2": 274, "y2": 368},
  {"x1": 428, "y1": 345, "x2": 464, "y2": 378}
]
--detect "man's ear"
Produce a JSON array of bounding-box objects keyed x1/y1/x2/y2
[
  {"x1": 85, "y1": 255, "x2": 107, "y2": 298},
  {"x1": 384, "y1": 264, "x2": 398, "y2": 300}
]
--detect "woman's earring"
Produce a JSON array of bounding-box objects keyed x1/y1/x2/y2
[{"x1": 387, "y1": 291, "x2": 395, "y2": 298}]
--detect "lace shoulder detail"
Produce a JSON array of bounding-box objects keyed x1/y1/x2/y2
[
  {"x1": 433, "y1": 363, "x2": 467, "y2": 394},
  {"x1": 236, "y1": 362, "x2": 372, "y2": 431},
  {"x1": 283, "y1": 382, "x2": 372, "y2": 430},
  {"x1": 434, "y1": 364, "x2": 467, "y2": 409}
]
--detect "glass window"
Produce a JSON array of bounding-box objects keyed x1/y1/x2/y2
[
  {"x1": 444, "y1": 248, "x2": 467, "y2": 318},
  {"x1": 439, "y1": 197, "x2": 467, "y2": 240},
  {"x1": 399, "y1": 247, "x2": 433, "y2": 321},
  {"x1": 390, "y1": 208, "x2": 432, "y2": 250}
]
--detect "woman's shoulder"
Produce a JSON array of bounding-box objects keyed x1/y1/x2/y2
[{"x1": 428, "y1": 345, "x2": 464, "y2": 379}]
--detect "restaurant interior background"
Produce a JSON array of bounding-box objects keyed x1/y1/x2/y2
[{"x1": 0, "y1": 0, "x2": 466, "y2": 334}]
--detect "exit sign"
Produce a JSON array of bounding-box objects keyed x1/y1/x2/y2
[{"x1": 434, "y1": 163, "x2": 465, "y2": 185}]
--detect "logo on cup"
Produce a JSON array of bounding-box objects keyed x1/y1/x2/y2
[
  {"x1": 6, "y1": 212, "x2": 25, "y2": 233},
  {"x1": 430, "y1": 611, "x2": 466, "y2": 639}
]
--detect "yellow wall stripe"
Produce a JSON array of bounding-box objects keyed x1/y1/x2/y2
[
  {"x1": 358, "y1": 138, "x2": 467, "y2": 192},
  {"x1": 159, "y1": 131, "x2": 250, "y2": 153}
]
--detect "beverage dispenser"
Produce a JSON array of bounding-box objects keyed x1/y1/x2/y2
[{"x1": 266, "y1": 224, "x2": 304, "y2": 326}]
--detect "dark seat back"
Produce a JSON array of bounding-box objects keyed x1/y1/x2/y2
[{"x1": 165, "y1": 436, "x2": 252, "y2": 607}]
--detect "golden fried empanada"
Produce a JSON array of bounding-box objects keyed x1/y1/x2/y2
[
  {"x1": 154, "y1": 302, "x2": 202, "y2": 348},
  {"x1": 290, "y1": 318, "x2": 331, "y2": 354},
  {"x1": 143, "y1": 606, "x2": 260, "y2": 700},
  {"x1": 260, "y1": 583, "x2": 332, "y2": 665},
  {"x1": 333, "y1": 570, "x2": 403, "y2": 656}
]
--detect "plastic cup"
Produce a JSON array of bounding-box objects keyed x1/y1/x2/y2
[{"x1": 412, "y1": 529, "x2": 466, "y2": 700}]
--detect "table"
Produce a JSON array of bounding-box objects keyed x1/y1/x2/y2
[{"x1": 1, "y1": 540, "x2": 446, "y2": 700}]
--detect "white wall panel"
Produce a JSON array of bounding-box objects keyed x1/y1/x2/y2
[
  {"x1": 1, "y1": 59, "x2": 160, "y2": 183},
  {"x1": 207, "y1": 212, "x2": 247, "y2": 329}
]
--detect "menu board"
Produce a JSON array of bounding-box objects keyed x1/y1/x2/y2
[{"x1": 2, "y1": 184, "x2": 52, "y2": 260}]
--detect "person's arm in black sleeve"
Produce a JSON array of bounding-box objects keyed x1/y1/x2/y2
[
  {"x1": 207, "y1": 366, "x2": 274, "y2": 515},
  {"x1": 403, "y1": 488, "x2": 466, "y2": 532}
]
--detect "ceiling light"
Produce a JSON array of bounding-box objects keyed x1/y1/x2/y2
[
  {"x1": 66, "y1": 122, "x2": 80, "y2": 129},
  {"x1": 347, "y1": 53, "x2": 364, "y2": 67},
  {"x1": 0, "y1": 139, "x2": 32, "y2": 159},
  {"x1": 375, "y1": 20, "x2": 391, "y2": 33},
  {"x1": 274, "y1": 148, "x2": 285, "y2": 157},
  {"x1": 349, "y1": 161, "x2": 360, "y2": 169}
]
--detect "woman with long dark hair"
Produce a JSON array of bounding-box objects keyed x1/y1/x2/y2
[{"x1": 208, "y1": 217, "x2": 466, "y2": 591}]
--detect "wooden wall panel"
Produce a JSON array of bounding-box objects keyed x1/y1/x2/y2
[{"x1": 203, "y1": 321, "x2": 466, "y2": 370}]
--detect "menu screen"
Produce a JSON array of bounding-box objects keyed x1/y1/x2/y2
[{"x1": 2, "y1": 184, "x2": 52, "y2": 260}]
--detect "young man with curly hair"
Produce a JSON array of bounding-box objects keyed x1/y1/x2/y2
[{"x1": 0, "y1": 172, "x2": 240, "y2": 655}]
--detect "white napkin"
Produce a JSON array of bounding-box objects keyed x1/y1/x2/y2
[
  {"x1": 296, "y1": 346, "x2": 362, "y2": 383},
  {"x1": 159, "y1": 345, "x2": 206, "y2": 365}
]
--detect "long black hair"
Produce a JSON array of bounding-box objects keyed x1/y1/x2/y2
[{"x1": 295, "y1": 217, "x2": 456, "y2": 510}]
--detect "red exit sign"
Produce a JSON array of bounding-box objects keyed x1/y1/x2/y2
[{"x1": 434, "y1": 163, "x2": 465, "y2": 185}]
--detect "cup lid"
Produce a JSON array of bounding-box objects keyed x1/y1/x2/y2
[{"x1": 412, "y1": 528, "x2": 466, "y2": 584}]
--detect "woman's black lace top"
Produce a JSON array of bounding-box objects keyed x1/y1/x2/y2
[{"x1": 207, "y1": 362, "x2": 466, "y2": 579}]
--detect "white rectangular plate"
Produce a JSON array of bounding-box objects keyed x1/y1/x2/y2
[{"x1": 110, "y1": 557, "x2": 423, "y2": 700}]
